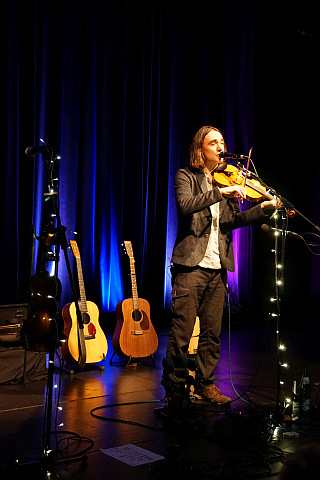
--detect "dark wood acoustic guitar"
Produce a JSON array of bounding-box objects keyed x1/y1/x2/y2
[
  {"x1": 112, "y1": 241, "x2": 158, "y2": 360},
  {"x1": 61, "y1": 240, "x2": 108, "y2": 364}
]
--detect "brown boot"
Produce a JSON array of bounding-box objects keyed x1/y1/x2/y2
[{"x1": 194, "y1": 384, "x2": 231, "y2": 404}]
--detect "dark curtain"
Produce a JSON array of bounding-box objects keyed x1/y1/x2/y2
[{"x1": 1, "y1": 0, "x2": 319, "y2": 328}]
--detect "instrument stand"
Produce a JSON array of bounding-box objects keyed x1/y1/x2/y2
[
  {"x1": 110, "y1": 351, "x2": 155, "y2": 368},
  {"x1": 61, "y1": 359, "x2": 105, "y2": 375}
]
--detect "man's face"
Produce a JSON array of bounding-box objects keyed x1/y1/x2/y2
[{"x1": 202, "y1": 130, "x2": 225, "y2": 167}]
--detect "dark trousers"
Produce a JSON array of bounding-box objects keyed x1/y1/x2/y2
[{"x1": 166, "y1": 265, "x2": 227, "y2": 388}]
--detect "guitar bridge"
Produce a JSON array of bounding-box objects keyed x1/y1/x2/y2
[{"x1": 131, "y1": 330, "x2": 143, "y2": 335}]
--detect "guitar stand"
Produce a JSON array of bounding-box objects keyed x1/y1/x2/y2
[
  {"x1": 110, "y1": 351, "x2": 155, "y2": 368},
  {"x1": 60, "y1": 360, "x2": 106, "y2": 375}
]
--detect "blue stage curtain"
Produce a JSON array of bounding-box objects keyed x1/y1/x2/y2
[{"x1": 1, "y1": 0, "x2": 319, "y2": 326}]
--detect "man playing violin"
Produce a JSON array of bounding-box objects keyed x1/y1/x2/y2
[{"x1": 164, "y1": 125, "x2": 278, "y2": 404}]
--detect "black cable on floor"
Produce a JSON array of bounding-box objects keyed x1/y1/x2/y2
[{"x1": 90, "y1": 400, "x2": 164, "y2": 431}]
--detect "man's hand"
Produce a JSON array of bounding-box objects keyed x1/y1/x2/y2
[
  {"x1": 219, "y1": 185, "x2": 247, "y2": 200},
  {"x1": 261, "y1": 197, "x2": 282, "y2": 211}
]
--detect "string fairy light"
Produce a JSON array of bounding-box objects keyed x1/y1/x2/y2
[{"x1": 268, "y1": 205, "x2": 290, "y2": 413}]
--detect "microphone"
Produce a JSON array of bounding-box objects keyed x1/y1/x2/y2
[
  {"x1": 219, "y1": 152, "x2": 247, "y2": 159},
  {"x1": 261, "y1": 224, "x2": 298, "y2": 237},
  {"x1": 25, "y1": 144, "x2": 51, "y2": 158}
]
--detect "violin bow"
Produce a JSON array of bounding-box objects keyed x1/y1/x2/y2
[
  {"x1": 240, "y1": 147, "x2": 253, "y2": 203},
  {"x1": 243, "y1": 147, "x2": 253, "y2": 186}
]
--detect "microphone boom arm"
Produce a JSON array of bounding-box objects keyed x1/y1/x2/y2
[{"x1": 229, "y1": 156, "x2": 320, "y2": 234}]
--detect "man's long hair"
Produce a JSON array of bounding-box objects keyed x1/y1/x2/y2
[{"x1": 188, "y1": 126, "x2": 224, "y2": 171}]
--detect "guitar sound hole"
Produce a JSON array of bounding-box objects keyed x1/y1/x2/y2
[
  {"x1": 132, "y1": 310, "x2": 142, "y2": 322},
  {"x1": 82, "y1": 312, "x2": 90, "y2": 325}
]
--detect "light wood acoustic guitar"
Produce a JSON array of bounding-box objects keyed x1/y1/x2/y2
[
  {"x1": 188, "y1": 316, "x2": 200, "y2": 355},
  {"x1": 61, "y1": 240, "x2": 108, "y2": 365},
  {"x1": 112, "y1": 241, "x2": 158, "y2": 360}
]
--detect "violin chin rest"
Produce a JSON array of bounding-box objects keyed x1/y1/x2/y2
[{"x1": 214, "y1": 162, "x2": 228, "y2": 172}]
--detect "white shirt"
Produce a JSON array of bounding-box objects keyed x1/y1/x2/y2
[{"x1": 198, "y1": 173, "x2": 221, "y2": 269}]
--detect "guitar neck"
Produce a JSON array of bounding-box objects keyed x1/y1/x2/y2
[
  {"x1": 76, "y1": 257, "x2": 87, "y2": 312},
  {"x1": 129, "y1": 258, "x2": 139, "y2": 310}
]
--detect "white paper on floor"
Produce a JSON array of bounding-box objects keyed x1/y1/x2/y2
[{"x1": 101, "y1": 444, "x2": 164, "y2": 466}]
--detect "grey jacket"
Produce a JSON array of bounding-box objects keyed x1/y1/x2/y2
[{"x1": 171, "y1": 167, "x2": 268, "y2": 272}]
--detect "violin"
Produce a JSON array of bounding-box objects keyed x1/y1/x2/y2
[
  {"x1": 214, "y1": 164, "x2": 274, "y2": 202},
  {"x1": 214, "y1": 164, "x2": 295, "y2": 216}
]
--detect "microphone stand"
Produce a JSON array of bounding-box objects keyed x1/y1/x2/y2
[
  {"x1": 18, "y1": 148, "x2": 87, "y2": 478},
  {"x1": 271, "y1": 207, "x2": 287, "y2": 418},
  {"x1": 235, "y1": 162, "x2": 320, "y2": 419},
  {"x1": 236, "y1": 162, "x2": 320, "y2": 234},
  {"x1": 42, "y1": 150, "x2": 88, "y2": 460}
]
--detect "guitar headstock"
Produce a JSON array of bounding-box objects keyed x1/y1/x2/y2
[
  {"x1": 69, "y1": 240, "x2": 80, "y2": 258},
  {"x1": 123, "y1": 240, "x2": 134, "y2": 259}
]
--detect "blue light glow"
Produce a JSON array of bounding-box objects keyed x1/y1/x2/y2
[{"x1": 100, "y1": 198, "x2": 124, "y2": 312}]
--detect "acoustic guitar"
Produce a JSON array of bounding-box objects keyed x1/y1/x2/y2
[
  {"x1": 61, "y1": 240, "x2": 108, "y2": 364},
  {"x1": 188, "y1": 316, "x2": 200, "y2": 355},
  {"x1": 112, "y1": 241, "x2": 158, "y2": 359}
]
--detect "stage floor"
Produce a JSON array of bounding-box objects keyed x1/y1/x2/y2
[{"x1": 1, "y1": 322, "x2": 320, "y2": 479}]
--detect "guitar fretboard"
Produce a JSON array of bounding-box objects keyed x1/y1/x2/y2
[
  {"x1": 76, "y1": 257, "x2": 87, "y2": 312},
  {"x1": 129, "y1": 257, "x2": 139, "y2": 310}
]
